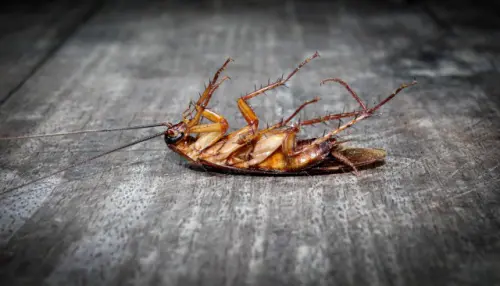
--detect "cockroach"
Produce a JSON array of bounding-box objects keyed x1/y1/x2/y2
[{"x1": 0, "y1": 51, "x2": 417, "y2": 194}]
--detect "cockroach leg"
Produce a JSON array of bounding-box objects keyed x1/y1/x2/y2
[
  {"x1": 252, "y1": 80, "x2": 417, "y2": 173},
  {"x1": 264, "y1": 78, "x2": 397, "y2": 129},
  {"x1": 312, "y1": 80, "x2": 418, "y2": 146},
  {"x1": 188, "y1": 58, "x2": 233, "y2": 127},
  {"x1": 300, "y1": 77, "x2": 413, "y2": 127},
  {"x1": 235, "y1": 52, "x2": 320, "y2": 143},
  {"x1": 240, "y1": 52, "x2": 319, "y2": 102},
  {"x1": 189, "y1": 109, "x2": 229, "y2": 133},
  {"x1": 202, "y1": 58, "x2": 233, "y2": 106},
  {"x1": 210, "y1": 58, "x2": 233, "y2": 88},
  {"x1": 182, "y1": 100, "x2": 195, "y2": 120},
  {"x1": 211, "y1": 75, "x2": 231, "y2": 91},
  {"x1": 299, "y1": 110, "x2": 362, "y2": 126},
  {"x1": 251, "y1": 97, "x2": 319, "y2": 139},
  {"x1": 187, "y1": 108, "x2": 229, "y2": 156},
  {"x1": 271, "y1": 97, "x2": 320, "y2": 129},
  {"x1": 294, "y1": 78, "x2": 371, "y2": 127},
  {"x1": 331, "y1": 150, "x2": 360, "y2": 176},
  {"x1": 368, "y1": 80, "x2": 417, "y2": 112},
  {"x1": 186, "y1": 75, "x2": 231, "y2": 129},
  {"x1": 320, "y1": 78, "x2": 368, "y2": 111}
]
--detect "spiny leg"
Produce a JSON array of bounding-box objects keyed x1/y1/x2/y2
[
  {"x1": 295, "y1": 77, "x2": 374, "y2": 127},
  {"x1": 188, "y1": 58, "x2": 233, "y2": 127},
  {"x1": 186, "y1": 75, "x2": 231, "y2": 130},
  {"x1": 289, "y1": 77, "x2": 373, "y2": 127},
  {"x1": 202, "y1": 58, "x2": 233, "y2": 106},
  {"x1": 277, "y1": 80, "x2": 417, "y2": 173},
  {"x1": 320, "y1": 78, "x2": 368, "y2": 111},
  {"x1": 257, "y1": 77, "x2": 379, "y2": 137},
  {"x1": 313, "y1": 80, "x2": 418, "y2": 145},
  {"x1": 262, "y1": 77, "x2": 370, "y2": 129},
  {"x1": 257, "y1": 96, "x2": 320, "y2": 136},
  {"x1": 240, "y1": 52, "x2": 320, "y2": 102},
  {"x1": 236, "y1": 52, "x2": 320, "y2": 141},
  {"x1": 298, "y1": 109, "x2": 363, "y2": 126}
]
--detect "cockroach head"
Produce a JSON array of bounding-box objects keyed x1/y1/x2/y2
[{"x1": 164, "y1": 121, "x2": 187, "y2": 145}]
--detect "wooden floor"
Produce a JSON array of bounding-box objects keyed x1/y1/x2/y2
[{"x1": 1, "y1": 0, "x2": 499, "y2": 285}]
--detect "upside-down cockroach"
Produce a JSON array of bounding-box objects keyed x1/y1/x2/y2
[{"x1": 0, "y1": 51, "x2": 417, "y2": 194}]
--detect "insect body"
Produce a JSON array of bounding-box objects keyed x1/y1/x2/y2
[
  {"x1": 0, "y1": 52, "x2": 416, "y2": 194},
  {"x1": 163, "y1": 52, "x2": 416, "y2": 175}
]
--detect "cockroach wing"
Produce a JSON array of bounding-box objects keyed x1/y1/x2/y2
[
  {"x1": 338, "y1": 147, "x2": 386, "y2": 165},
  {"x1": 315, "y1": 147, "x2": 387, "y2": 172}
]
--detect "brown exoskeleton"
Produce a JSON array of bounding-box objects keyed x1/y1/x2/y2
[
  {"x1": 163, "y1": 52, "x2": 416, "y2": 175},
  {"x1": 0, "y1": 52, "x2": 416, "y2": 194}
]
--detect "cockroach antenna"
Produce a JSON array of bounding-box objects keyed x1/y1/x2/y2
[
  {"x1": 0, "y1": 121, "x2": 175, "y2": 194},
  {"x1": 0, "y1": 123, "x2": 168, "y2": 140},
  {"x1": 1, "y1": 131, "x2": 166, "y2": 196}
]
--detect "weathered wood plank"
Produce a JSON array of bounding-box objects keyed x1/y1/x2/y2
[
  {"x1": 0, "y1": 0, "x2": 103, "y2": 104},
  {"x1": 0, "y1": 0, "x2": 499, "y2": 285}
]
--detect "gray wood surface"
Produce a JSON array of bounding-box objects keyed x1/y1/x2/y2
[
  {"x1": 0, "y1": 0, "x2": 499, "y2": 285},
  {"x1": 0, "y1": 0, "x2": 103, "y2": 104}
]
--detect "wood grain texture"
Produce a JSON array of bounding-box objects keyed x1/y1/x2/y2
[
  {"x1": 0, "y1": 0, "x2": 104, "y2": 104},
  {"x1": 0, "y1": 0, "x2": 499, "y2": 285}
]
